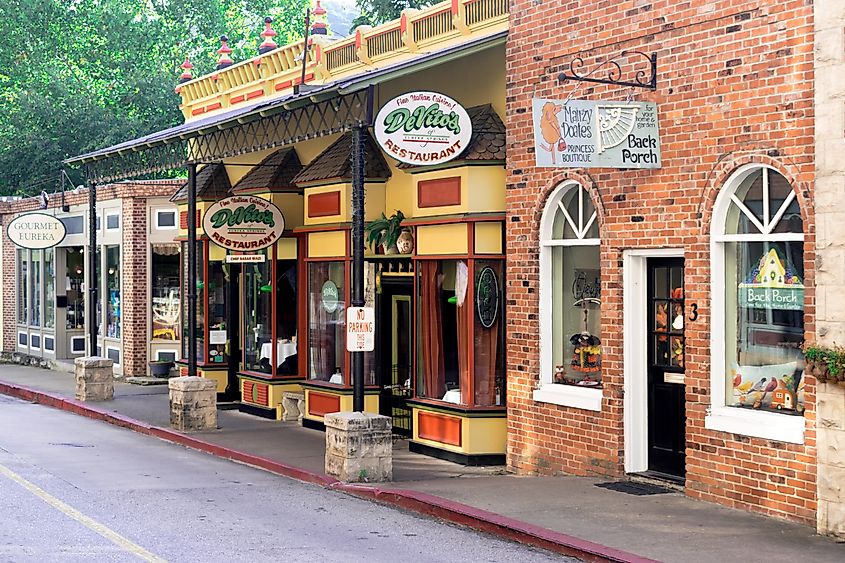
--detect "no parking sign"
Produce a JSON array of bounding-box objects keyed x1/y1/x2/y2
[{"x1": 346, "y1": 307, "x2": 375, "y2": 352}]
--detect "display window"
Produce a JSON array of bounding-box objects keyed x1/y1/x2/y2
[
  {"x1": 243, "y1": 250, "x2": 298, "y2": 376},
  {"x1": 44, "y1": 249, "x2": 55, "y2": 329},
  {"x1": 539, "y1": 182, "x2": 602, "y2": 389},
  {"x1": 473, "y1": 260, "x2": 505, "y2": 406},
  {"x1": 65, "y1": 247, "x2": 85, "y2": 329},
  {"x1": 30, "y1": 249, "x2": 41, "y2": 327},
  {"x1": 105, "y1": 245, "x2": 121, "y2": 338},
  {"x1": 308, "y1": 261, "x2": 346, "y2": 383},
  {"x1": 207, "y1": 259, "x2": 228, "y2": 364},
  {"x1": 716, "y1": 167, "x2": 805, "y2": 415},
  {"x1": 16, "y1": 249, "x2": 28, "y2": 327},
  {"x1": 181, "y1": 241, "x2": 205, "y2": 363},
  {"x1": 151, "y1": 244, "x2": 180, "y2": 340}
]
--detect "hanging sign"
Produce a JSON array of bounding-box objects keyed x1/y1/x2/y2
[
  {"x1": 532, "y1": 99, "x2": 661, "y2": 169},
  {"x1": 321, "y1": 280, "x2": 340, "y2": 313},
  {"x1": 374, "y1": 91, "x2": 473, "y2": 166},
  {"x1": 6, "y1": 213, "x2": 67, "y2": 249},
  {"x1": 738, "y1": 248, "x2": 804, "y2": 311},
  {"x1": 346, "y1": 306, "x2": 375, "y2": 352},
  {"x1": 202, "y1": 195, "x2": 285, "y2": 251},
  {"x1": 476, "y1": 267, "x2": 499, "y2": 329}
]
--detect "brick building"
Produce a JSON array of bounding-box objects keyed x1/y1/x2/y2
[
  {"x1": 505, "y1": 0, "x2": 818, "y2": 524},
  {"x1": 0, "y1": 181, "x2": 182, "y2": 377}
]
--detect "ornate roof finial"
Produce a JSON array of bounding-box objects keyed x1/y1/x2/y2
[
  {"x1": 178, "y1": 56, "x2": 194, "y2": 83},
  {"x1": 259, "y1": 16, "x2": 278, "y2": 54},
  {"x1": 216, "y1": 35, "x2": 234, "y2": 70},
  {"x1": 311, "y1": 0, "x2": 328, "y2": 36}
]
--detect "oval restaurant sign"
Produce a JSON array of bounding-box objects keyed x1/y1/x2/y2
[
  {"x1": 374, "y1": 91, "x2": 472, "y2": 166},
  {"x1": 7, "y1": 213, "x2": 67, "y2": 249},
  {"x1": 202, "y1": 195, "x2": 285, "y2": 251}
]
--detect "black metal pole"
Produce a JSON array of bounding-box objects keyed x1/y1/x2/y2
[
  {"x1": 351, "y1": 125, "x2": 365, "y2": 412},
  {"x1": 87, "y1": 180, "x2": 97, "y2": 356},
  {"x1": 187, "y1": 164, "x2": 198, "y2": 377}
]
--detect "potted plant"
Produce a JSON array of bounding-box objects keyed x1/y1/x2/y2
[
  {"x1": 365, "y1": 210, "x2": 405, "y2": 255},
  {"x1": 149, "y1": 359, "x2": 175, "y2": 378},
  {"x1": 804, "y1": 342, "x2": 845, "y2": 384}
]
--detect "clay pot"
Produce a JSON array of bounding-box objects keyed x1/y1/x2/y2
[{"x1": 382, "y1": 243, "x2": 399, "y2": 255}]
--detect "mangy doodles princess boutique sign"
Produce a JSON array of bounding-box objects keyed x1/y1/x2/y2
[
  {"x1": 7, "y1": 212, "x2": 67, "y2": 249},
  {"x1": 532, "y1": 99, "x2": 661, "y2": 169},
  {"x1": 375, "y1": 91, "x2": 472, "y2": 166},
  {"x1": 202, "y1": 195, "x2": 285, "y2": 252}
]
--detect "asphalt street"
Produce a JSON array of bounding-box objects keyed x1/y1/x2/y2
[{"x1": 0, "y1": 394, "x2": 570, "y2": 562}]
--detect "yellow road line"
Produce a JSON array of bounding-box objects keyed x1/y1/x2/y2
[{"x1": 0, "y1": 463, "x2": 167, "y2": 563}]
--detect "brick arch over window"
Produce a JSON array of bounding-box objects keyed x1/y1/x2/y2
[
  {"x1": 697, "y1": 153, "x2": 812, "y2": 238},
  {"x1": 532, "y1": 171, "x2": 606, "y2": 239}
]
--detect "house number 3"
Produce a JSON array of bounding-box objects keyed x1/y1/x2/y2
[{"x1": 688, "y1": 303, "x2": 699, "y2": 322}]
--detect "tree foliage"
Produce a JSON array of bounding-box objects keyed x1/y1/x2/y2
[
  {"x1": 351, "y1": 0, "x2": 438, "y2": 30},
  {"x1": 0, "y1": 0, "x2": 309, "y2": 196}
]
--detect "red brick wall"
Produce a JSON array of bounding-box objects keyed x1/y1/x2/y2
[
  {"x1": 1, "y1": 210, "x2": 17, "y2": 351},
  {"x1": 121, "y1": 196, "x2": 149, "y2": 376},
  {"x1": 506, "y1": 1, "x2": 816, "y2": 523}
]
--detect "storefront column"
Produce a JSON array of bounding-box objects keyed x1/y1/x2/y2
[
  {"x1": 87, "y1": 181, "x2": 98, "y2": 355},
  {"x1": 187, "y1": 164, "x2": 198, "y2": 377},
  {"x1": 121, "y1": 196, "x2": 148, "y2": 376},
  {"x1": 351, "y1": 124, "x2": 365, "y2": 411}
]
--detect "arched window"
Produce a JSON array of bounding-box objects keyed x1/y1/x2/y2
[
  {"x1": 535, "y1": 182, "x2": 602, "y2": 410},
  {"x1": 708, "y1": 165, "x2": 805, "y2": 443}
]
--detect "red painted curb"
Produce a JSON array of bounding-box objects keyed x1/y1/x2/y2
[{"x1": 0, "y1": 380, "x2": 654, "y2": 563}]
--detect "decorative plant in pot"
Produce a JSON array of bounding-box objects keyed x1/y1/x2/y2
[
  {"x1": 804, "y1": 342, "x2": 845, "y2": 385},
  {"x1": 365, "y1": 210, "x2": 406, "y2": 255}
]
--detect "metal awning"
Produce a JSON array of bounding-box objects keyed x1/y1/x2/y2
[{"x1": 65, "y1": 31, "x2": 505, "y2": 183}]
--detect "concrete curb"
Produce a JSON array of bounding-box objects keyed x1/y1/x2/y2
[{"x1": 0, "y1": 381, "x2": 655, "y2": 563}]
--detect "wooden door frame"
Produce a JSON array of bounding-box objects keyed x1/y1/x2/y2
[{"x1": 622, "y1": 248, "x2": 684, "y2": 474}]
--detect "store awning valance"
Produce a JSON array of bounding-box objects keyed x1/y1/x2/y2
[{"x1": 63, "y1": 31, "x2": 505, "y2": 184}]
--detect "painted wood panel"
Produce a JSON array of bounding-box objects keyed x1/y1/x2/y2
[
  {"x1": 418, "y1": 177, "x2": 461, "y2": 208},
  {"x1": 418, "y1": 411, "x2": 463, "y2": 447}
]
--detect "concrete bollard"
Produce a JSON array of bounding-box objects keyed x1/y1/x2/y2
[
  {"x1": 74, "y1": 357, "x2": 114, "y2": 401},
  {"x1": 168, "y1": 376, "x2": 218, "y2": 431},
  {"x1": 325, "y1": 412, "x2": 392, "y2": 483}
]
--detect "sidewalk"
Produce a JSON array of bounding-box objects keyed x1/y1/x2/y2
[{"x1": 0, "y1": 364, "x2": 841, "y2": 563}]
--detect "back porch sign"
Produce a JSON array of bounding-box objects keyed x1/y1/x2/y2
[{"x1": 532, "y1": 99, "x2": 661, "y2": 169}]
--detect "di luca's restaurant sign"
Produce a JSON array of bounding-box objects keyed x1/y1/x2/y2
[
  {"x1": 375, "y1": 91, "x2": 472, "y2": 166},
  {"x1": 202, "y1": 195, "x2": 285, "y2": 252},
  {"x1": 532, "y1": 99, "x2": 661, "y2": 169},
  {"x1": 7, "y1": 213, "x2": 67, "y2": 249}
]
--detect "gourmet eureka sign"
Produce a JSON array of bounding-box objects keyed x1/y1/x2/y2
[
  {"x1": 6, "y1": 213, "x2": 67, "y2": 249},
  {"x1": 202, "y1": 195, "x2": 285, "y2": 251},
  {"x1": 374, "y1": 91, "x2": 472, "y2": 166}
]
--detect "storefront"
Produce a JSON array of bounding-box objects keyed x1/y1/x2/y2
[
  {"x1": 1, "y1": 182, "x2": 182, "y2": 377},
  {"x1": 505, "y1": 0, "x2": 816, "y2": 523}
]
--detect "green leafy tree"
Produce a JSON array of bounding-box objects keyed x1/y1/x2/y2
[
  {"x1": 351, "y1": 0, "x2": 438, "y2": 29},
  {"x1": 0, "y1": 0, "x2": 309, "y2": 196}
]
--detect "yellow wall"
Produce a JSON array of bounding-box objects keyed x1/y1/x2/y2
[
  {"x1": 416, "y1": 223, "x2": 468, "y2": 255},
  {"x1": 302, "y1": 388, "x2": 380, "y2": 422},
  {"x1": 308, "y1": 231, "x2": 347, "y2": 258},
  {"x1": 467, "y1": 166, "x2": 506, "y2": 213},
  {"x1": 411, "y1": 407, "x2": 507, "y2": 455},
  {"x1": 474, "y1": 222, "x2": 503, "y2": 255}
]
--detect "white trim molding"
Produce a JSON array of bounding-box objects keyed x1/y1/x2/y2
[
  {"x1": 705, "y1": 407, "x2": 805, "y2": 444},
  {"x1": 533, "y1": 383, "x2": 603, "y2": 411}
]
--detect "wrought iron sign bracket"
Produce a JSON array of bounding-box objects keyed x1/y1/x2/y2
[{"x1": 557, "y1": 51, "x2": 657, "y2": 92}]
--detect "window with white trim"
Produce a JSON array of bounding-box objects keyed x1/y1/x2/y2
[
  {"x1": 535, "y1": 182, "x2": 603, "y2": 410},
  {"x1": 708, "y1": 165, "x2": 805, "y2": 443},
  {"x1": 154, "y1": 209, "x2": 177, "y2": 229}
]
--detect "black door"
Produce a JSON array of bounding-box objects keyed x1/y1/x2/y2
[
  {"x1": 647, "y1": 258, "x2": 686, "y2": 478},
  {"x1": 377, "y1": 277, "x2": 413, "y2": 436}
]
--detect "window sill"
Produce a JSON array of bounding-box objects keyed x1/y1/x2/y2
[
  {"x1": 533, "y1": 383, "x2": 603, "y2": 411},
  {"x1": 705, "y1": 406, "x2": 805, "y2": 444}
]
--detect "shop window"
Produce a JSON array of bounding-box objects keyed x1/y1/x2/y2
[
  {"x1": 416, "y1": 260, "x2": 468, "y2": 404},
  {"x1": 275, "y1": 259, "x2": 298, "y2": 374},
  {"x1": 539, "y1": 182, "x2": 602, "y2": 392},
  {"x1": 155, "y1": 209, "x2": 177, "y2": 229},
  {"x1": 181, "y1": 241, "x2": 205, "y2": 363},
  {"x1": 207, "y1": 259, "x2": 228, "y2": 365},
  {"x1": 106, "y1": 347, "x2": 120, "y2": 365},
  {"x1": 156, "y1": 350, "x2": 178, "y2": 362},
  {"x1": 61, "y1": 215, "x2": 84, "y2": 235},
  {"x1": 473, "y1": 261, "x2": 505, "y2": 406},
  {"x1": 44, "y1": 336, "x2": 55, "y2": 352},
  {"x1": 31, "y1": 334, "x2": 41, "y2": 350},
  {"x1": 105, "y1": 245, "x2": 121, "y2": 338},
  {"x1": 17, "y1": 249, "x2": 28, "y2": 326},
  {"x1": 244, "y1": 251, "x2": 272, "y2": 373},
  {"x1": 18, "y1": 332, "x2": 27, "y2": 347},
  {"x1": 308, "y1": 262, "x2": 346, "y2": 383},
  {"x1": 708, "y1": 165, "x2": 806, "y2": 444},
  {"x1": 105, "y1": 213, "x2": 120, "y2": 230},
  {"x1": 151, "y1": 245, "x2": 180, "y2": 340},
  {"x1": 44, "y1": 248, "x2": 55, "y2": 329},
  {"x1": 65, "y1": 247, "x2": 85, "y2": 329},
  {"x1": 71, "y1": 336, "x2": 86, "y2": 354},
  {"x1": 30, "y1": 250, "x2": 41, "y2": 327}
]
